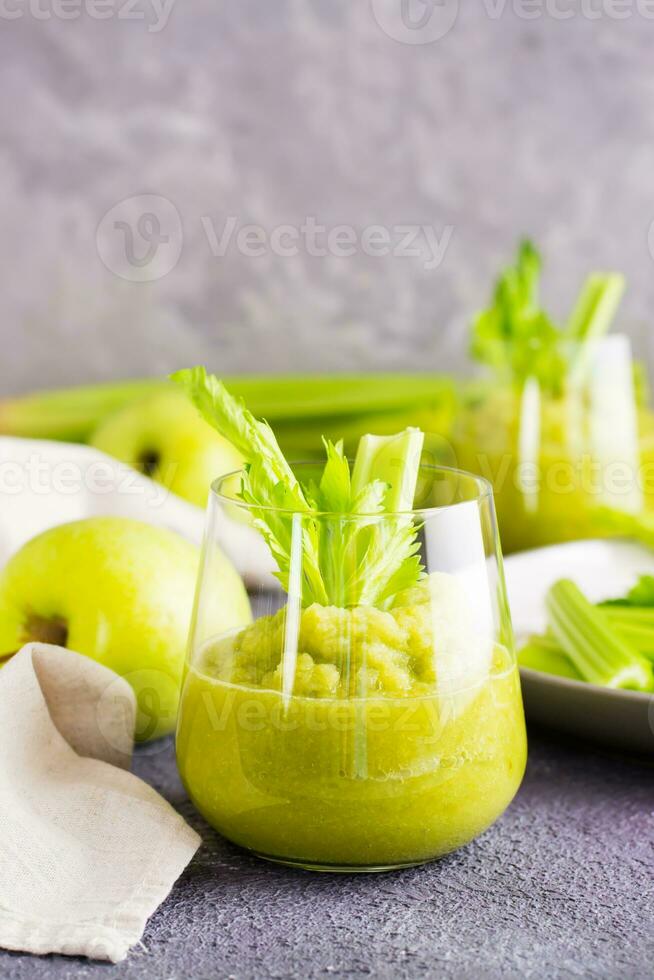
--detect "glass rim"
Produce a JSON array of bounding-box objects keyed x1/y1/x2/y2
[{"x1": 211, "y1": 461, "x2": 493, "y2": 519}]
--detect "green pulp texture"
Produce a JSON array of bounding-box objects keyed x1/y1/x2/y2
[{"x1": 176, "y1": 577, "x2": 526, "y2": 870}]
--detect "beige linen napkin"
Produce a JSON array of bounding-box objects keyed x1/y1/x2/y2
[{"x1": 0, "y1": 643, "x2": 201, "y2": 963}]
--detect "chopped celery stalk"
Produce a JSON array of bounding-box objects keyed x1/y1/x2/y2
[
  {"x1": 599, "y1": 584, "x2": 654, "y2": 660},
  {"x1": 566, "y1": 273, "x2": 626, "y2": 387},
  {"x1": 594, "y1": 508, "x2": 654, "y2": 549},
  {"x1": 351, "y1": 429, "x2": 424, "y2": 512},
  {"x1": 603, "y1": 606, "x2": 654, "y2": 625},
  {"x1": 518, "y1": 636, "x2": 582, "y2": 680},
  {"x1": 273, "y1": 401, "x2": 453, "y2": 460},
  {"x1": 546, "y1": 580, "x2": 654, "y2": 691},
  {"x1": 566, "y1": 273, "x2": 626, "y2": 344},
  {"x1": 602, "y1": 612, "x2": 654, "y2": 661},
  {"x1": 609, "y1": 624, "x2": 654, "y2": 661}
]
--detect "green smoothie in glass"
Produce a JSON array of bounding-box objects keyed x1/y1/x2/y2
[
  {"x1": 173, "y1": 370, "x2": 526, "y2": 871},
  {"x1": 453, "y1": 241, "x2": 654, "y2": 553}
]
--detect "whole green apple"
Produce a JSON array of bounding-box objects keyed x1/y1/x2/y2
[
  {"x1": 90, "y1": 388, "x2": 243, "y2": 507},
  {"x1": 0, "y1": 516, "x2": 251, "y2": 740}
]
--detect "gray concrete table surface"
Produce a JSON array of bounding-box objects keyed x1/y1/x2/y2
[{"x1": 2, "y1": 728, "x2": 653, "y2": 980}]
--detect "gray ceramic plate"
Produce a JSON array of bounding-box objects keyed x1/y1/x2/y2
[
  {"x1": 504, "y1": 540, "x2": 654, "y2": 755},
  {"x1": 519, "y1": 667, "x2": 653, "y2": 755}
]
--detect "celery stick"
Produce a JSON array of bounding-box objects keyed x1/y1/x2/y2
[
  {"x1": 236, "y1": 375, "x2": 453, "y2": 421},
  {"x1": 546, "y1": 580, "x2": 654, "y2": 691},
  {"x1": 0, "y1": 379, "x2": 169, "y2": 441},
  {"x1": 0, "y1": 375, "x2": 454, "y2": 443},
  {"x1": 273, "y1": 399, "x2": 456, "y2": 460},
  {"x1": 566, "y1": 273, "x2": 626, "y2": 344},
  {"x1": 603, "y1": 607, "x2": 654, "y2": 626},
  {"x1": 593, "y1": 508, "x2": 654, "y2": 549},
  {"x1": 609, "y1": 624, "x2": 654, "y2": 661},
  {"x1": 602, "y1": 609, "x2": 654, "y2": 661},
  {"x1": 351, "y1": 429, "x2": 425, "y2": 512},
  {"x1": 566, "y1": 274, "x2": 626, "y2": 388},
  {"x1": 518, "y1": 636, "x2": 582, "y2": 680}
]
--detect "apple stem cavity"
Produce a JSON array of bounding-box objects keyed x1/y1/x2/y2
[
  {"x1": 23, "y1": 614, "x2": 69, "y2": 649},
  {"x1": 137, "y1": 449, "x2": 160, "y2": 478}
]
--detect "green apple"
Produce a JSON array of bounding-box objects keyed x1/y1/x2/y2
[
  {"x1": 0, "y1": 516, "x2": 251, "y2": 740},
  {"x1": 90, "y1": 388, "x2": 243, "y2": 507}
]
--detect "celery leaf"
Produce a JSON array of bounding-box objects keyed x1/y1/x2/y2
[{"x1": 173, "y1": 368, "x2": 424, "y2": 609}]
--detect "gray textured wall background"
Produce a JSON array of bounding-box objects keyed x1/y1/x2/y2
[{"x1": 2, "y1": 0, "x2": 654, "y2": 393}]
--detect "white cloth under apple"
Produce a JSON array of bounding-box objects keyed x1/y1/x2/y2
[{"x1": 0, "y1": 643, "x2": 200, "y2": 963}]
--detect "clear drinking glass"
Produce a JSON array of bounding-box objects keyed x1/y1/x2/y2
[
  {"x1": 454, "y1": 334, "x2": 654, "y2": 553},
  {"x1": 176, "y1": 463, "x2": 527, "y2": 872}
]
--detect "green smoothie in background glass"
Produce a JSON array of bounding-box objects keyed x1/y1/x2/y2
[
  {"x1": 173, "y1": 370, "x2": 526, "y2": 872},
  {"x1": 452, "y1": 241, "x2": 654, "y2": 554}
]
